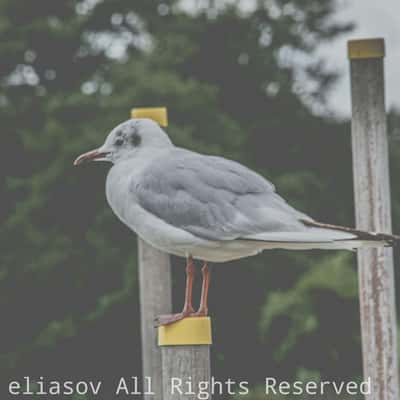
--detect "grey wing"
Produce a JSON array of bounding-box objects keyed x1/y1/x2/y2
[{"x1": 131, "y1": 149, "x2": 312, "y2": 242}]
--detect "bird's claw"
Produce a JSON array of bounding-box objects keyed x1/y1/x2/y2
[
  {"x1": 154, "y1": 310, "x2": 208, "y2": 327},
  {"x1": 154, "y1": 313, "x2": 187, "y2": 327}
]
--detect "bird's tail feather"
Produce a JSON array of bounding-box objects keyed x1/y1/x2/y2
[
  {"x1": 300, "y1": 219, "x2": 399, "y2": 248},
  {"x1": 240, "y1": 220, "x2": 399, "y2": 251},
  {"x1": 240, "y1": 239, "x2": 386, "y2": 251}
]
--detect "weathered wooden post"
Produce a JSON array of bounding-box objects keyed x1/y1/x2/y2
[
  {"x1": 158, "y1": 317, "x2": 212, "y2": 400},
  {"x1": 348, "y1": 38, "x2": 399, "y2": 400},
  {"x1": 131, "y1": 107, "x2": 173, "y2": 400}
]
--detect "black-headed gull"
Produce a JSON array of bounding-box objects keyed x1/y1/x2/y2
[{"x1": 74, "y1": 119, "x2": 398, "y2": 325}]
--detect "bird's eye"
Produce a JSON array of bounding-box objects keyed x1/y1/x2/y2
[{"x1": 115, "y1": 138, "x2": 124, "y2": 147}]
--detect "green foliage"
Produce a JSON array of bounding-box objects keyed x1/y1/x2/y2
[{"x1": 259, "y1": 253, "x2": 358, "y2": 363}]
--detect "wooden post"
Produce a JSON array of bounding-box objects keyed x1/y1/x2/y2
[
  {"x1": 348, "y1": 38, "x2": 399, "y2": 400},
  {"x1": 132, "y1": 108, "x2": 172, "y2": 400},
  {"x1": 138, "y1": 239, "x2": 172, "y2": 399},
  {"x1": 158, "y1": 317, "x2": 212, "y2": 400}
]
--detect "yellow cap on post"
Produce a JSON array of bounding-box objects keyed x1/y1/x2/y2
[
  {"x1": 131, "y1": 107, "x2": 168, "y2": 127},
  {"x1": 158, "y1": 317, "x2": 212, "y2": 346},
  {"x1": 348, "y1": 38, "x2": 385, "y2": 59}
]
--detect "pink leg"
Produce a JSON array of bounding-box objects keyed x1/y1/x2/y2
[
  {"x1": 155, "y1": 256, "x2": 196, "y2": 326},
  {"x1": 192, "y1": 262, "x2": 210, "y2": 317}
]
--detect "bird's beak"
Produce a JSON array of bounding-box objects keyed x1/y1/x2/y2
[{"x1": 73, "y1": 148, "x2": 110, "y2": 166}]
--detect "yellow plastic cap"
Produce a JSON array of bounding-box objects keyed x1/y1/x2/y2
[
  {"x1": 131, "y1": 107, "x2": 168, "y2": 127},
  {"x1": 348, "y1": 38, "x2": 385, "y2": 59},
  {"x1": 158, "y1": 317, "x2": 212, "y2": 346}
]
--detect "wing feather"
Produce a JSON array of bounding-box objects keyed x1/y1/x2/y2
[{"x1": 131, "y1": 148, "x2": 315, "y2": 241}]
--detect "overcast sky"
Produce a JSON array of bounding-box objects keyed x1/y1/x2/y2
[{"x1": 318, "y1": 0, "x2": 400, "y2": 117}]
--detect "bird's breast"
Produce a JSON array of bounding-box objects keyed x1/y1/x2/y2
[
  {"x1": 106, "y1": 164, "x2": 136, "y2": 225},
  {"x1": 105, "y1": 162, "x2": 196, "y2": 252}
]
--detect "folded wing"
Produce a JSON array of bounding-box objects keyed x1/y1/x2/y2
[{"x1": 131, "y1": 148, "x2": 356, "y2": 244}]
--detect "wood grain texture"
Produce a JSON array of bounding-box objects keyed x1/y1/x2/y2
[
  {"x1": 138, "y1": 238, "x2": 172, "y2": 400},
  {"x1": 161, "y1": 345, "x2": 211, "y2": 400},
  {"x1": 350, "y1": 56, "x2": 399, "y2": 400}
]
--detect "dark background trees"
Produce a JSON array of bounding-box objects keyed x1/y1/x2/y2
[{"x1": 0, "y1": 0, "x2": 399, "y2": 398}]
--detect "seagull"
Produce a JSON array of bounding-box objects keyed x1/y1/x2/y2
[{"x1": 74, "y1": 118, "x2": 398, "y2": 326}]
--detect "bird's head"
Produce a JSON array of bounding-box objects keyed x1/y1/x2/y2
[{"x1": 73, "y1": 118, "x2": 172, "y2": 166}]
